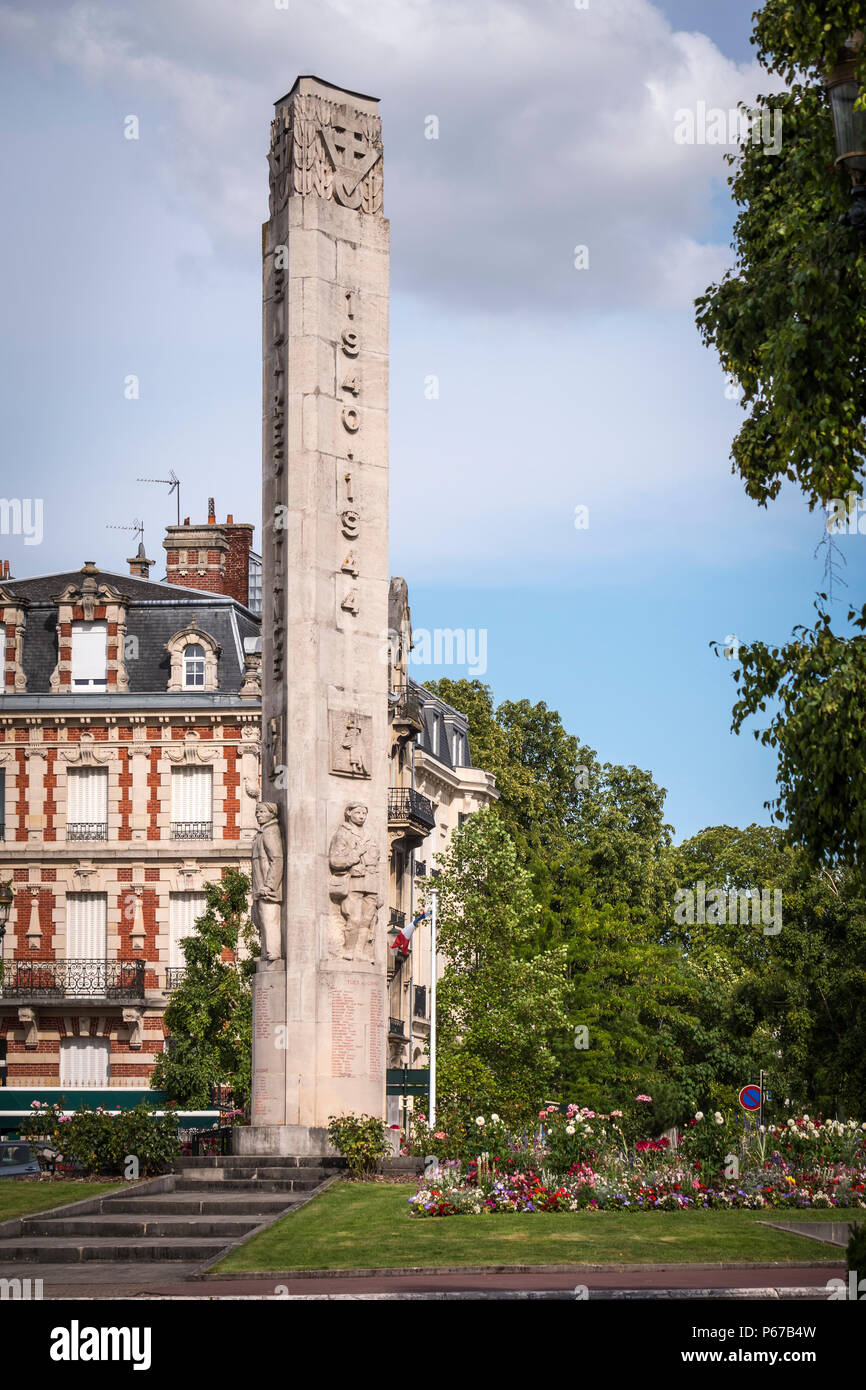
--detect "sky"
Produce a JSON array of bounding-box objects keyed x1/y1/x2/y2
[{"x1": 0, "y1": 0, "x2": 861, "y2": 841}]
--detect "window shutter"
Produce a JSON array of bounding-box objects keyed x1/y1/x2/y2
[
  {"x1": 172, "y1": 767, "x2": 212, "y2": 824},
  {"x1": 169, "y1": 892, "x2": 206, "y2": 967},
  {"x1": 60, "y1": 1037, "x2": 110, "y2": 1087},
  {"x1": 67, "y1": 893, "x2": 108, "y2": 960},
  {"x1": 71, "y1": 622, "x2": 108, "y2": 685},
  {"x1": 67, "y1": 768, "x2": 108, "y2": 824}
]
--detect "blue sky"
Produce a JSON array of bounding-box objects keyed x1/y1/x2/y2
[{"x1": 0, "y1": 0, "x2": 860, "y2": 840}]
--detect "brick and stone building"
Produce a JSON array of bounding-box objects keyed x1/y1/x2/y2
[{"x1": 0, "y1": 521, "x2": 495, "y2": 1093}]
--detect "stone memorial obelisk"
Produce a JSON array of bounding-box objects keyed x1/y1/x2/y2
[{"x1": 237, "y1": 76, "x2": 390, "y2": 1155}]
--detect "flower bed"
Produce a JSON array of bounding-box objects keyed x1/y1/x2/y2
[{"x1": 407, "y1": 1103, "x2": 866, "y2": 1218}]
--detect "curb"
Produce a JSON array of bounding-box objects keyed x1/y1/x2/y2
[
  {"x1": 195, "y1": 1257, "x2": 843, "y2": 1281},
  {"x1": 106, "y1": 1286, "x2": 836, "y2": 1302}
]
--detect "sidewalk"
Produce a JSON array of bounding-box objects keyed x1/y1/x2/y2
[{"x1": 25, "y1": 1259, "x2": 843, "y2": 1300}]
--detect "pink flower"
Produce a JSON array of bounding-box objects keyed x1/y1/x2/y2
[
  {"x1": 636, "y1": 1095, "x2": 653, "y2": 1103},
  {"x1": 30, "y1": 1100, "x2": 41, "y2": 1109},
  {"x1": 547, "y1": 1105, "x2": 557, "y2": 1113},
  {"x1": 434, "y1": 1132, "x2": 446, "y2": 1140},
  {"x1": 539, "y1": 1111, "x2": 547, "y2": 1120}
]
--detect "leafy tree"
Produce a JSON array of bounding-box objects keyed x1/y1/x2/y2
[
  {"x1": 697, "y1": 1, "x2": 866, "y2": 867},
  {"x1": 733, "y1": 856, "x2": 866, "y2": 1114},
  {"x1": 424, "y1": 678, "x2": 675, "y2": 919},
  {"x1": 696, "y1": 4, "x2": 866, "y2": 507},
  {"x1": 425, "y1": 809, "x2": 569, "y2": 1122},
  {"x1": 726, "y1": 604, "x2": 866, "y2": 869},
  {"x1": 150, "y1": 869, "x2": 258, "y2": 1109}
]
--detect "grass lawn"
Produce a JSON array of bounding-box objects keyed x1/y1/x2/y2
[
  {"x1": 0, "y1": 1180, "x2": 123, "y2": 1221},
  {"x1": 215, "y1": 1182, "x2": 857, "y2": 1273}
]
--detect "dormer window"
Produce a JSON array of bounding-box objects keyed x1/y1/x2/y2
[
  {"x1": 165, "y1": 623, "x2": 221, "y2": 692},
  {"x1": 430, "y1": 712, "x2": 440, "y2": 757},
  {"x1": 183, "y1": 643, "x2": 206, "y2": 688},
  {"x1": 71, "y1": 622, "x2": 107, "y2": 688},
  {"x1": 452, "y1": 729, "x2": 463, "y2": 767}
]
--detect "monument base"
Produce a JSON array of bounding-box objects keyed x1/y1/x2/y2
[{"x1": 233, "y1": 1124, "x2": 338, "y2": 1158}]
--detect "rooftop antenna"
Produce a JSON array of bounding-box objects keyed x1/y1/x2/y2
[
  {"x1": 106, "y1": 517, "x2": 145, "y2": 546},
  {"x1": 137, "y1": 469, "x2": 181, "y2": 525}
]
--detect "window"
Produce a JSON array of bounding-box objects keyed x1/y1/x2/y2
[
  {"x1": 0, "y1": 621, "x2": 5, "y2": 677},
  {"x1": 0, "y1": 767, "x2": 4, "y2": 841},
  {"x1": 66, "y1": 767, "x2": 109, "y2": 839},
  {"x1": 60, "y1": 1037, "x2": 110, "y2": 1087},
  {"x1": 248, "y1": 552, "x2": 263, "y2": 616},
  {"x1": 169, "y1": 892, "x2": 206, "y2": 968},
  {"x1": 430, "y1": 712, "x2": 440, "y2": 757},
  {"x1": 171, "y1": 766, "x2": 213, "y2": 838},
  {"x1": 66, "y1": 893, "x2": 107, "y2": 960},
  {"x1": 71, "y1": 622, "x2": 108, "y2": 687},
  {"x1": 451, "y1": 729, "x2": 463, "y2": 766},
  {"x1": 183, "y1": 643, "x2": 206, "y2": 688}
]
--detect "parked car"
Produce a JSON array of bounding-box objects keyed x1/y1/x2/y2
[{"x1": 0, "y1": 1141, "x2": 41, "y2": 1177}]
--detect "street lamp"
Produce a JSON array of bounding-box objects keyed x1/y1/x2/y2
[
  {"x1": 826, "y1": 33, "x2": 866, "y2": 238},
  {"x1": 0, "y1": 881, "x2": 13, "y2": 940}
]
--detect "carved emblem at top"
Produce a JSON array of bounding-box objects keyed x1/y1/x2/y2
[{"x1": 269, "y1": 94, "x2": 383, "y2": 216}]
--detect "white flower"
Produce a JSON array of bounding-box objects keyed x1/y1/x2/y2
[
  {"x1": 490, "y1": 1113, "x2": 500, "y2": 1123},
  {"x1": 694, "y1": 1111, "x2": 704, "y2": 1121},
  {"x1": 565, "y1": 1124, "x2": 575, "y2": 1135},
  {"x1": 714, "y1": 1112, "x2": 724, "y2": 1125},
  {"x1": 475, "y1": 1116, "x2": 486, "y2": 1127}
]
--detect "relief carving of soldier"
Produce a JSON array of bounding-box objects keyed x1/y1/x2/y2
[
  {"x1": 328, "y1": 801, "x2": 382, "y2": 961},
  {"x1": 251, "y1": 801, "x2": 284, "y2": 963}
]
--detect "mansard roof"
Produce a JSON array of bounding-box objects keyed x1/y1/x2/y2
[
  {"x1": 408, "y1": 676, "x2": 473, "y2": 771},
  {"x1": 1, "y1": 567, "x2": 260, "y2": 699}
]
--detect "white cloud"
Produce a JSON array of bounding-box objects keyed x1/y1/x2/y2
[{"x1": 0, "y1": 0, "x2": 773, "y2": 311}]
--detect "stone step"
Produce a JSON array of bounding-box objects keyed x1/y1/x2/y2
[
  {"x1": 173, "y1": 1154, "x2": 347, "y2": 1169},
  {"x1": 0, "y1": 1237, "x2": 230, "y2": 1264},
  {"x1": 175, "y1": 1165, "x2": 340, "y2": 1183},
  {"x1": 22, "y1": 1214, "x2": 262, "y2": 1239},
  {"x1": 105, "y1": 1193, "x2": 295, "y2": 1217},
  {"x1": 173, "y1": 1176, "x2": 326, "y2": 1193}
]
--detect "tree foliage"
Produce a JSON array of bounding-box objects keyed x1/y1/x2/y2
[
  {"x1": 425, "y1": 810, "x2": 569, "y2": 1123},
  {"x1": 150, "y1": 869, "x2": 258, "y2": 1109}
]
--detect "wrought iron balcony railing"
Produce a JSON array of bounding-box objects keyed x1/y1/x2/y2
[
  {"x1": 389, "y1": 1015, "x2": 406, "y2": 1038},
  {"x1": 165, "y1": 967, "x2": 187, "y2": 991},
  {"x1": 171, "y1": 821, "x2": 213, "y2": 840},
  {"x1": 67, "y1": 822, "x2": 108, "y2": 841},
  {"x1": 389, "y1": 684, "x2": 425, "y2": 732},
  {"x1": 1, "y1": 958, "x2": 146, "y2": 1000},
  {"x1": 414, "y1": 985, "x2": 428, "y2": 1018},
  {"x1": 0, "y1": 822, "x2": 5, "y2": 841},
  {"x1": 387, "y1": 788, "x2": 435, "y2": 832},
  {"x1": 388, "y1": 908, "x2": 406, "y2": 931}
]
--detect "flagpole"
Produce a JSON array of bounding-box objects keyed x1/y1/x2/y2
[{"x1": 430, "y1": 888, "x2": 438, "y2": 1129}]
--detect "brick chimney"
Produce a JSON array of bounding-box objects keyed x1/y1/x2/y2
[
  {"x1": 163, "y1": 503, "x2": 254, "y2": 607},
  {"x1": 127, "y1": 542, "x2": 155, "y2": 579}
]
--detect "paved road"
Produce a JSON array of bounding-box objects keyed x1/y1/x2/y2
[{"x1": 2, "y1": 1260, "x2": 843, "y2": 1300}]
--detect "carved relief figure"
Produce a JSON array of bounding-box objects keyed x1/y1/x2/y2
[
  {"x1": 329, "y1": 709, "x2": 371, "y2": 778},
  {"x1": 328, "y1": 802, "x2": 382, "y2": 961},
  {"x1": 251, "y1": 802, "x2": 284, "y2": 962}
]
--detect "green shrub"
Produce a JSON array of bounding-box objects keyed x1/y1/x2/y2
[
  {"x1": 326, "y1": 1113, "x2": 392, "y2": 1178},
  {"x1": 847, "y1": 1221, "x2": 866, "y2": 1277},
  {"x1": 21, "y1": 1101, "x2": 179, "y2": 1176}
]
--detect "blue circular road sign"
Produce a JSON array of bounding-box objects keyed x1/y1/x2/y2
[{"x1": 739, "y1": 1084, "x2": 762, "y2": 1112}]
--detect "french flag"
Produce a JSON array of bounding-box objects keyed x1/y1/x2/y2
[{"x1": 390, "y1": 910, "x2": 428, "y2": 957}]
